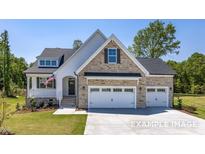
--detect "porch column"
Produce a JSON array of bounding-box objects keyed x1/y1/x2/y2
[{"x1": 27, "y1": 76, "x2": 30, "y2": 97}]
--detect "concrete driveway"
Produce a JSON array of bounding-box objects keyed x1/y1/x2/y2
[{"x1": 84, "y1": 108, "x2": 205, "y2": 135}]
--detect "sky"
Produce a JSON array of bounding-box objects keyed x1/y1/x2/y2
[{"x1": 0, "y1": 19, "x2": 205, "y2": 63}]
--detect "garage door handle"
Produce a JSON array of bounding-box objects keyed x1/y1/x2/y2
[
  {"x1": 155, "y1": 98, "x2": 157, "y2": 101},
  {"x1": 111, "y1": 98, "x2": 113, "y2": 102}
]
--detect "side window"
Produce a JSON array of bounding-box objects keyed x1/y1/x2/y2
[{"x1": 29, "y1": 77, "x2": 32, "y2": 89}]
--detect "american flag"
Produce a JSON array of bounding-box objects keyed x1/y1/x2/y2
[{"x1": 44, "y1": 75, "x2": 55, "y2": 85}]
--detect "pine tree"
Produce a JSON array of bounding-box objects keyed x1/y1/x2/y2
[{"x1": 0, "y1": 31, "x2": 11, "y2": 96}]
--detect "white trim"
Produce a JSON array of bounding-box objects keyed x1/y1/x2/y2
[
  {"x1": 75, "y1": 34, "x2": 149, "y2": 75},
  {"x1": 145, "y1": 86, "x2": 169, "y2": 107},
  {"x1": 146, "y1": 75, "x2": 174, "y2": 77},
  {"x1": 88, "y1": 86, "x2": 137, "y2": 109},
  {"x1": 53, "y1": 29, "x2": 107, "y2": 74},
  {"x1": 85, "y1": 76, "x2": 140, "y2": 80},
  {"x1": 108, "y1": 48, "x2": 117, "y2": 64}
]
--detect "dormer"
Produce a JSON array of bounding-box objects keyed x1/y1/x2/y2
[{"x1": 38, "y1": 58, "x2": 59, "y2": 68}]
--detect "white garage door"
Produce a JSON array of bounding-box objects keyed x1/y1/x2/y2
[
  {"x1": 88, "y1": 86, "x2": 136, "y2": 108},
  {"x1": 146, "y1": 87, "x2": 169, "y2": 107}
]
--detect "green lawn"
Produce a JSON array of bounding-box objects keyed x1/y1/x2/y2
[
  {"x1": 174, "y1": 94, "x2": 205, "y2": 119},
  {"x1": 5, "y1": 111, "x2": 87, "y2": 135},
  {"x1": 0, "y1": 96, "x2": 25, "y2": 112},
  {"x1": 1, "y1": 96, "x2": 87, "y2": 135}
]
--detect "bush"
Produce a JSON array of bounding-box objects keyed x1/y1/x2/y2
[
  {"x1": 174, "y1": 96, "x2": 182, "y2": 110},
  {"x1": 30, "y1": 98, "x2": 37, "y2": 112},
  {"x1": 22, "y1": 105, "x2": 28, "y2": 111},
  {"x1": 16, "y1": 103, "x2": 21, "y2": 111}
]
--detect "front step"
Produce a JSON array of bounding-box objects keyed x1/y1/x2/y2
[{"x1": 61, "y1": 97, "x2": 76, "y2": 108}]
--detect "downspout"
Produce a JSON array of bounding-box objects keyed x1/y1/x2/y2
[{"x1": 74, "y1": 71, "x2": 79, "y2": 109}]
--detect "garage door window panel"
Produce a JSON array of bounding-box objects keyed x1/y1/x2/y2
[
  {"x1": 124, "y1": 88, "x2": 134, "y2": 92},
  {"x1": 157, "y1": 88, "x2": 166, "y2": 92},
  {"x1": 147, "y1": 88, "x2": 155, "y2": 92},
  {"x1": 90, "y1": 88, "x2": 99, "y2": 92},
  {"x1": 102, "y1": 88, "x2": 111, "y2": 92},
  {"x1": 113, "y1": 88, "x2": 122, "y2": 92}
]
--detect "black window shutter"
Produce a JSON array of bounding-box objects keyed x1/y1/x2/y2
[
  {"x1": 117, "y1": 48, "x2": 120, "y2": 64},
  {"x1": 37, "y1": 77, "x2": 39, "y2": 88},
  {"x1": 104, "y1": 48, "x2": 108, "y2": 63}
]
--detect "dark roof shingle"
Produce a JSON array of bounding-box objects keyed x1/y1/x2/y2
[
  {"x1": 136, "y1": 57, "x2": 176, "y2": 75},
  {"x1": 24, "y1": 48, "x2": 75, "y2": 74}
]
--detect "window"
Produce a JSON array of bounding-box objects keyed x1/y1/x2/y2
[
  {"x1": 108, "y1": 48, "x2": 117, "y2": 64},
  {"x1": 90, "y1": 88, "x2": 99, "y2": 92},
  {"x1": 46, "y1": 60, "x2": 50, "y2": 66},
  {"x1": 29, "y1": 77, "x2": 32, "y2": 89},
  {"x1": 113, "y1": 88, "x2": 122, "y2": 92},
  {"x1": 147, "y1": 88, "x2": 155, "y2": 92},
  {"x1": 39, "y1": 78, "x2": 46, "y2": 88},
  {"x1": 124, "y1": 88, "x2": 134, "y2": 92},
  {"x1": 39, "y1": 59, "x2": 58, "y2": 67},
  {"x1": 157, "y1": 88, "x2": 166, "y2": 92},
  {"x1": 102, "y1": 88, "x2": 111, "y2": 92},
  {"x1": 51, "y1": 60, "x2": 57, "y2": 66},
  {"x1": 39, "y1": 60, "x2": 45, "y2": 66},
  {"x1": 37, "y1": 77, "x2": 56, "y2": 89}
]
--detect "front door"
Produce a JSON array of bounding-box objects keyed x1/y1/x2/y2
[{"x1": 68, "y1": 78, "x2": 75, "y2": 95}]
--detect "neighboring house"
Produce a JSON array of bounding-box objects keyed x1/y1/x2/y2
[{"x1": 24, "y1": 29, "x2": 176, "y2": 109}]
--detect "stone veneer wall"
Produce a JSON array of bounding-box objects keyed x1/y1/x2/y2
[
  {"x1": 77, "y1": 40, "x2": 174, "y2": 108},
  {"x1": 137, "y1": 77, "x2": 174, "y2": 107},
  {"x1": 77, "y1": 40, "x2": 145, "y2": 109}
]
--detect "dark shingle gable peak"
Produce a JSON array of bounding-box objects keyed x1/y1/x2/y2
[
  {"x1": 24, "y1": 48, "x2": 76, "y2": 74},
  {"x1": 136, "y1": 57, "x2": 176, "y2": 75}
]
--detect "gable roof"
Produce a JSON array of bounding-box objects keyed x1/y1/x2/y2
[
  {"x1": 53, "y1": 29, "x2": 107, "y2": 74},
  {"x1": 136, "y1": 57, "x2": 176, "y2": 75},
  {"x1": 75, "y1": 34, "x2": 150, "y2": 75},
  {"x1": 24, "y1": 48, "x2": 75, "y2": 74}
]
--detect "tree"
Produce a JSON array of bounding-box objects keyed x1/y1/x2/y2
[
  {"x1": 0, "y1": 31, "x2": 11, "y2": 96},
  {"x1": 73, "y1": 39, "x2": 83, "y2": 51},
  {"x1": 131, "y1": 20, "x2": 180, "y2": 58},
  {"x1": 0, "y1": 31, "x2": 27, "y2": 96},
  {"x1": 167, "y1": 52, "x2": 205, "y2": 94}
]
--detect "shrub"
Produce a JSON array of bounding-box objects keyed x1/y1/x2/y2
[
  {"x1": 16, "y1": 103, "x2": 21, "y2": 111},
  {"x1": 30, "y1": 98, "x2": 37, "y2": 112},
  {"x1": 22, "y1": 105, "x2": 28, "y2": 111},
  {"x1": 175, "y1": 96, "x2": 182, "y2": 110},
  {"x1": 48, "y1": 99, "x2": 54, "y2": 107}
]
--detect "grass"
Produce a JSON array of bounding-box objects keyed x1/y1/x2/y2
[
  {"x1": 5, "y1": 111, "x2": 87, "y2": 135},
  {"x1": 174, "y1": 94, "x2": 205, "y2": 119},
  {"x1": 0, "y1": 96, "x2": 25, "y2": 112},
  {"x1": 1, "y1": 96, "x2": 87, "y2": 135}
]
